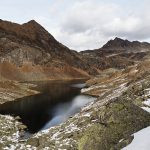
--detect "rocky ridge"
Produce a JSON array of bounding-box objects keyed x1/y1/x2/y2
[
  {"x1": 80, "y1": 37, "x2": 150, "y2": 72},
  {"x1": 102, "y1": 37, "x2": 150, "y2": 52},
  {"x1": 1, "y1": 20, "x2": 150, "y2": 81}
]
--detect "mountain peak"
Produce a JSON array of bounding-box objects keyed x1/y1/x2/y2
[
  {"x1": 101, "y1": 37, "x2": 150, "y2": 52},
  {"x1": 26, "y1": 19, "x2": 37, "y2": 24},
  {"x1": 22, "y1": 20, "x2": 44, "y2": 29},
  {"x1": 102, "y1": 37, "x2": 130, "y2": 50},
  {"x1": 114, "y1": 37, "x2": 125, "y2": 42},
  {"x1": 0, "y1": 19, "x2": 57, "y2": 50},
  {"x1": 23, "y1": 20, "x2": 41, "y2": 26}
]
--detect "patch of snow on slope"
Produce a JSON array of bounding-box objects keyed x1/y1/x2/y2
[
  {"x1": 144, "y1": 88, "x2": 150, "y2": 97},
  {"x1": 143, "y1": 99, "x2": 150, "y2": 106},
  {"x1": 124, "y1": 97, "x2": 150, "y2": 150},
  {"x1": 141, "y1": 98, "x2": 150, "y2": 113},
  {"x1": 122, "y1": 126, "x2": 150, "y2": 150},
  {"x1": 141, "y1": 107, "x2": 150, "y2": 113}
]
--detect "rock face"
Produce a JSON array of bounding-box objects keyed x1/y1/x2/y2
[{"x1": 0, "y1": 19, "x2": 90, "y2": 80}]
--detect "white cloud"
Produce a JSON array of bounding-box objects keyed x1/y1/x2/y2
[
  {"x1": 0, "y1": 0, "x2": 150, "y2": 51},
  {"x1": 61, "y1": 1, "x2": 118, "y2": 34},
  {"x1": 56, "y1": 0, "x2": 120, "y2": 50},
  {"x1": 50, "y1": 0, "x2": 150, "y2": 51}
]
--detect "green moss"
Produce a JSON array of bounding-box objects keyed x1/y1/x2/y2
[
  {"x1": 111, "y1": 103, "x2": 125, "y2": 111},
  {"x1": 27, "y1": 138, "x2": 39, "y2": 147},
  {"x1": 78, "y1": 98, "x2": 150, "y2": 150},
  {"x1": 134, "y1": 97, "x2": 143, "y2": 107},
  {"x1": 78, "y1": 124, "x2": 103, "y2": 150}
]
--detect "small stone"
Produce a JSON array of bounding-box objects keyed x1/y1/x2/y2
[
  {"x1": 19, "y1": 124, "x2": 27, "y2": 130},
  {"x1": 15, "y1": 116, "x2": 21, "y2": 120},
  {"x1": 27, "y1": 138, "x2": 40, "y2": 147}
]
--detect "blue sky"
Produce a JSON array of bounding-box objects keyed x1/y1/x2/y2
[{"x1": 0, "y1": 0, "x2": 149, "y2": 51}]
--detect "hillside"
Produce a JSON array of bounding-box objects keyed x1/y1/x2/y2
[
  {"x1": 0, "y1": 19, "x2": 90, "y2": 81},
  {"x1": 1, "y1": 51, "x2": 150, "y2": 149},
  {"x1": 1, "y1": 19, "x2": 150, "y2": 81}
]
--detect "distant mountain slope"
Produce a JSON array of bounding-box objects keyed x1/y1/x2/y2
[
  {"x1": 102, "y1": 37, "x2": 150, "y2": 51},
  {"x1": 0, "y1": 19, "x2": 91, "y2": 81},
  {"x1": 81, "y1": 37, "x2": 150, "y2": 71},
  {"x1": 0, "y1": 19, "x2": 79, "y2": 64},
  {"x1": 0, "y1": 19, "x2": 150, "y2": 81}
]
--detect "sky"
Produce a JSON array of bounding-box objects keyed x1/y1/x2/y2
[{"x1": 0, "y1": 0, "x2": 150, "y2": 51}]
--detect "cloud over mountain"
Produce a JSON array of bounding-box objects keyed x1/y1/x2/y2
[{"x1": 0, "y1": 0, "x2": 149, "y2": 50}]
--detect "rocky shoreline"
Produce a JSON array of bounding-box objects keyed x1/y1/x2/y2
[{"x1": 0, "y1": 81, "x2": 39, "y2": 104}]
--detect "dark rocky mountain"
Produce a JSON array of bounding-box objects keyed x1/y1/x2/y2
[
  {"x1": 0, "y1": 19, "x2": 150, "y2": 81},
  {"x1": 81, "y1": 37, "x2": 150, "y2": 70},
  {"x1": 0, "y1": 19, "x2": 91, "y2": 80},
  {"x1": 102, "y1": 37, "x2": 150, "y2": 51}
]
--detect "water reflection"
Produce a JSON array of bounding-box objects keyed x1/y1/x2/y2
[
  {"x1": 43, "y1": 95, "x2": 95, "y2": 129},
  {"x1": 0, "y1": 80, "x2": 95, "y2": 133}
]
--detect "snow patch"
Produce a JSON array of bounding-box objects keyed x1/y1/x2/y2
[
  {"x1": 122, "y1": 126, "x2": 150, "y2": 150},
  {"x1": 141, "y1": 98, "x2": 150, "y2": 113},
  {"x1": 141, "y1": 107, "x2": 150, "y2": 113},
  {"x1": 143, "y1": 99, "x2": 150, "y2": 106}
]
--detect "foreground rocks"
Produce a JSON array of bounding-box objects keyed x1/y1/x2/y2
[
  {"x1": 0, "y1": 115, "x2": 27, "y2": 149},
  {"x1": 1, "y1": 62, "x2": 150, "y2": 149}
]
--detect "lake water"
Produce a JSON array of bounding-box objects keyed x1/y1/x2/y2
[{"x1": 0, "y1": 80, "x2": 95, "y2": 133}]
